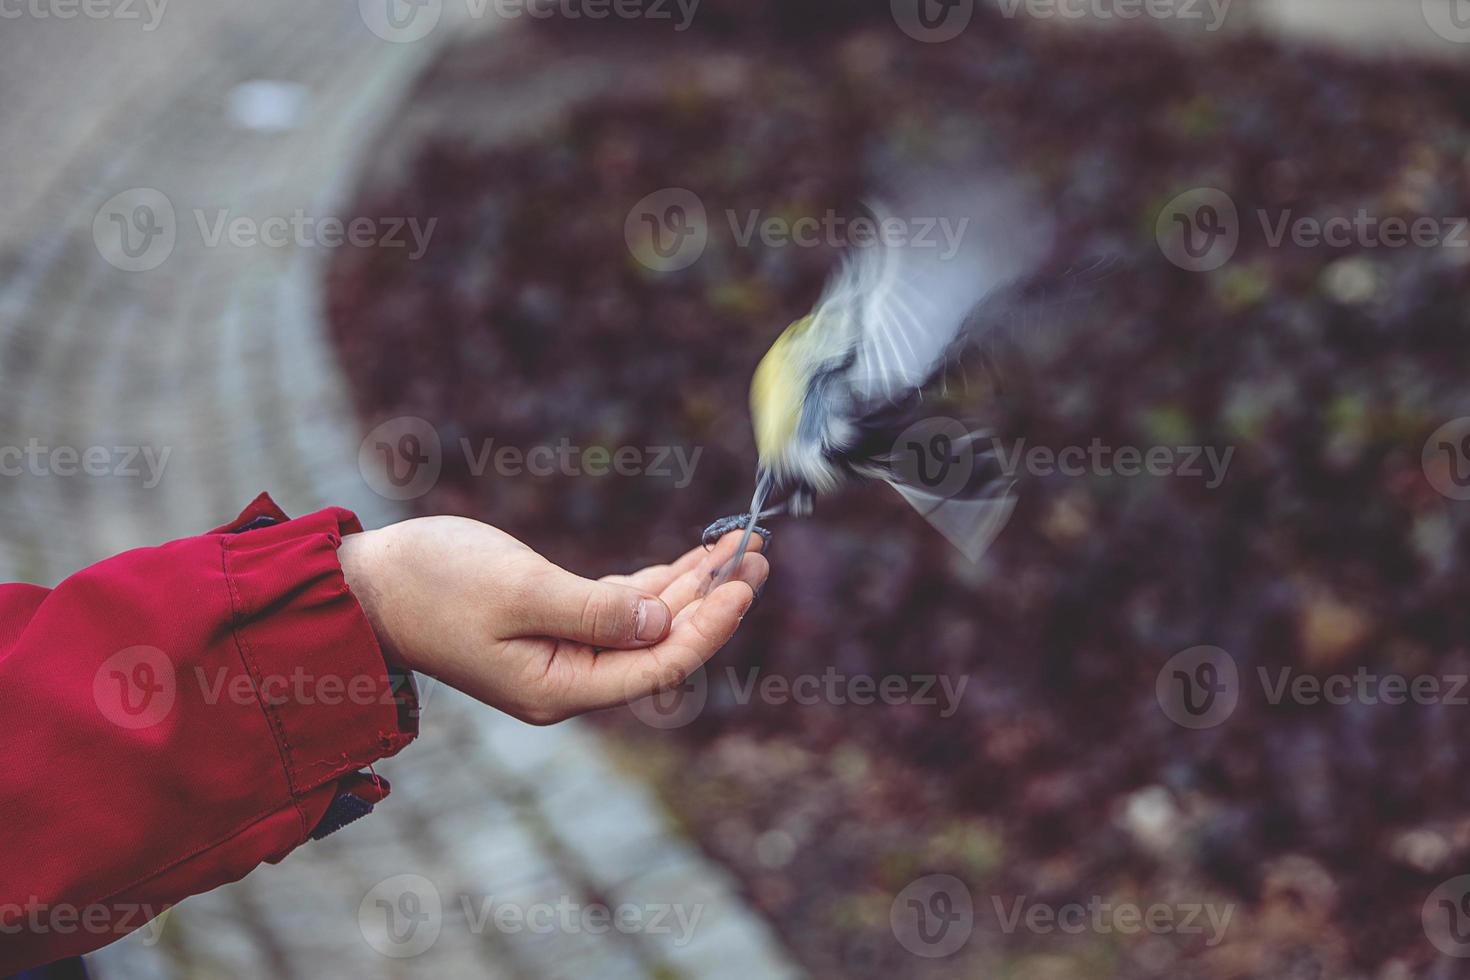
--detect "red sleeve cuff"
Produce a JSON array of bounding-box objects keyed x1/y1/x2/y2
[
  {"x1": 1, "y1": 494, "x2": 419, "y2": 972},
  {"x1": 217, "y1": 493, "x2": 417, "y2": 832}
]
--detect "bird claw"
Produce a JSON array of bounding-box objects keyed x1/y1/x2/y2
[{"x1": 702, "y1": 514, "x2": 773, "y2": 549}]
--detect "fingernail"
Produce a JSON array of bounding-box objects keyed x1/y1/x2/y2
[{"x1": 636, "y1": 598, "x2": 670, "y2": 642}]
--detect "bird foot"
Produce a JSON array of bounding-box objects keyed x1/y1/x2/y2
[{"x1": 702, "y1": 513, "x2": 773, "y2": 549}]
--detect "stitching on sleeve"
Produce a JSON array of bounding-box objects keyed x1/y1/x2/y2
[{"x1": 219, "y1": 535, "x2": 309, "y2": 839}]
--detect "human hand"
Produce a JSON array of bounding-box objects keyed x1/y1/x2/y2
[{"x1": 338, "y1": 516, "x2": 768, "y2": 725}]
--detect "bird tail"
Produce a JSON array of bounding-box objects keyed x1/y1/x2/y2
[
  {"x1": 855, "y1": 420, "x2": 1018, "y2": 562},
  {"x1": 886, "y1": 477, "x2": 1017, "y2": 563}
]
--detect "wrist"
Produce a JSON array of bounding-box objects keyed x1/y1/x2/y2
[{"x1": 338, "y1": 527, "x2": 410, "y2": 672}]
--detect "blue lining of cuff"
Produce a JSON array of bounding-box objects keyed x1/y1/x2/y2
[{"x1": 309, "y1": 792, "x2": 375, "y2": 840}]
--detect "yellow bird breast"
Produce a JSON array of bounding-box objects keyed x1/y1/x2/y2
[{"x1": 749, "y1": 316, "x2": 813, "y2": 463}]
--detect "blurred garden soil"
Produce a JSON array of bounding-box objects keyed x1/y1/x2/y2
[{"x1": 327, "y1": 4, "x2": 1470, "y2": 976}]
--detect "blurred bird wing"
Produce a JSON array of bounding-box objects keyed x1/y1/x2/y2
[
  {"x1": 886, "y1": 479, "x2": 1017, "y2": 563},
  {"x1": 819, "y1": 183, "x2": 1051, "y2": 408}
]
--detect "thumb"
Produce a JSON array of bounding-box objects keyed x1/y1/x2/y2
[{"x1": 514, "y1": 565, "x2": 672, "y2": 649}]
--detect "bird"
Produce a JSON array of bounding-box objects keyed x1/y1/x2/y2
[{"x1": 702, "y1": 178, "x2": 1053, "y2": 590}]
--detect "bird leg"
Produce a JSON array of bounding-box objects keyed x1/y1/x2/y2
[{"x1": 701, "y1": 505, "x2": 784, "y2": 549}]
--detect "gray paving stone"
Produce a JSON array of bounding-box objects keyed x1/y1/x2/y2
[{"x1": 0, "y1": 6, "x2": 802, "y2": 979}]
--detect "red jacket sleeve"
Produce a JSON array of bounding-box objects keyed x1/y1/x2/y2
[{"x1": 0, "y1": 493, "x2": 418, "y2": 972}]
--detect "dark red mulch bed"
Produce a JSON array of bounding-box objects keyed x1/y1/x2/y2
[{"x1": 327, "y1": 5, "x2": 1470, "y2": 976}]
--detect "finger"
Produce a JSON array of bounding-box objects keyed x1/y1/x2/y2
[
  {"x1": 511, "y1": 564, "x2": 672, "y2": 649},
  {"x1": 600, "y1": 541, "x2": 725, "y2": 594},
  {"x1": 575, "y1": 579, "x2": 758, "y2": 712},
  {"x1": 660, "y1": 531, "x2": 767, "y2": 616},
  {"x1": 601, "y1": 565, "x2": 674, "y2": 592}
]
